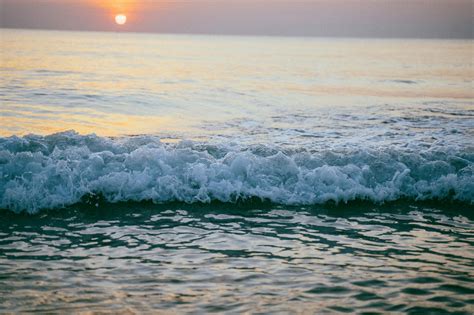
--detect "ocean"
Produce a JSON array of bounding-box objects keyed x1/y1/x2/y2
[{"x1": 1, "y1": 29, "x2": 473, "y2": 313}]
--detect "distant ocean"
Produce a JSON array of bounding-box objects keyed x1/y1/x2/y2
[{"x1": 1, "y1": 29, "x2": 473, "y2": 313}]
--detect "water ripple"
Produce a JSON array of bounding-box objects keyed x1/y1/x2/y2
[{"x1": 0, "y1": 202, "x2": 473, "y2": 313}]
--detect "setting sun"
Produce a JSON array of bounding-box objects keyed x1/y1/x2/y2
[{"x1": 115, "y1": 14, "x2": 127, "y2": 25}]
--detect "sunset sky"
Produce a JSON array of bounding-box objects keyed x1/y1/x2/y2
[{"x1": 1, "y1": 0, "x2": 472, "y2": 38}]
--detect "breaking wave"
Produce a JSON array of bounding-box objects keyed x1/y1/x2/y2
[{"x1": 0, "y1": 131, "x2": 472, "y2": 213}]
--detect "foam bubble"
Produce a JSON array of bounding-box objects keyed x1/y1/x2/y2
[{"x1": 0, "y1": 131, "x2": 472, "y2": 213}]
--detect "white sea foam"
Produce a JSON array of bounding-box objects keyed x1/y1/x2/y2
[{"x1": 0, "y1": 131, "x2": 472, "y2": 213}]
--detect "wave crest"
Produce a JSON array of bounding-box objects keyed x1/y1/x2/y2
[{"x1": 1, "y1": 131, "x2": 473, "y2": 213}]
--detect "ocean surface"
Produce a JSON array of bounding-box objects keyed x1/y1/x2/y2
[{"x1": 1, "y1": 29, "x2": 473, "y2": 313}]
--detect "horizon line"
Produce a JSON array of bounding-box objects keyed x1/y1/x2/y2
[{"x1": 2, "y1": 26, "x2": 473, "y2": 41}]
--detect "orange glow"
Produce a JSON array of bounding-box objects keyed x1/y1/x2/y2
[
  {"x1": 89, "y1": 0, "x2": 136, "y2": 23},
  {"x1": 115, "y1": 14, "x2": 127, "y2": 25},
  {"x1": 86, "y1": 1, "x2": 171, "y2": 27},
  {"x1": 92, "y1": 0, "x2": 137, "y2": 13}
]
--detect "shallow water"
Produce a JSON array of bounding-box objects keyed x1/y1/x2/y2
[
  {"x1": 1, "y1": 202, "x2": 473, "y2": 313},
  {"x1": 1, "y1": 29, "x2": 473, "y2": 313}
]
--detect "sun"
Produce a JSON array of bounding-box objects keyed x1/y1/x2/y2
[{"x1": 115, "y1": 14, "x2": 127, "y2": 25}]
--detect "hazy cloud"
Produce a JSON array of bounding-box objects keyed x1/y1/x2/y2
[{"x1": 1, "y1": 0, "x2": 472, "y2": 38}]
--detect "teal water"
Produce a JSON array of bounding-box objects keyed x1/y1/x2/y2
[{"x1": 1, "y1": 202, "x2": 473, "y2": 313}]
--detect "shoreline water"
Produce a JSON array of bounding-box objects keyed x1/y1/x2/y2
[
  {"x1": 1, "y1": 29, "x2": 473, "y2": 313},
  {"x1": 1, "y1": 131, "x2": 472, "y2": 214},
  {"x1": 1, "y1": 201, "x2": 473, "y2": 313}
]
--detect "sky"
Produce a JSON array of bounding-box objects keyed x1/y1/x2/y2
[{"x1": 0, "y1": 0, "x2": 472, "y2": 38}]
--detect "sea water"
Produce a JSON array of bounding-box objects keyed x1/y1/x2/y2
[{"x1": 0, "y1": 29, "x2": 473, "y2": 313}]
